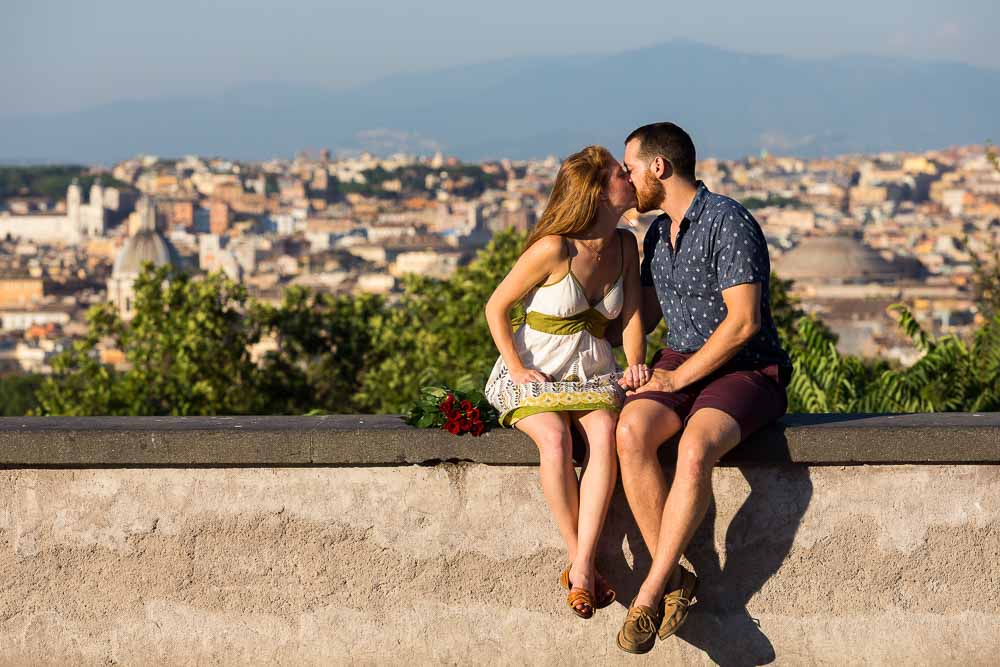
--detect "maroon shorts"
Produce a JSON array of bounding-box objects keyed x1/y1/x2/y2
[{"x1": 623, "y1": 348, "x2": 789, "y2": 441}]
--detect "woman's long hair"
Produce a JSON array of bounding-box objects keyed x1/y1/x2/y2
[{"x1": 523, "y1": 145, "x2": 615, "y2": 252}]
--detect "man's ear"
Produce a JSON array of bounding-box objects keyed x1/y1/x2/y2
[{"x1": 652, "y1": 156, "x2": 673, "y2": 180}]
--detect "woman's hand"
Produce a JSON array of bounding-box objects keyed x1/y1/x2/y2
[
  {"x1": 509, "y1": 366, "x2": 552, "y2": 385},
  {"x1": 618, "y1": 363, "x2": 651, "y2": 390}
]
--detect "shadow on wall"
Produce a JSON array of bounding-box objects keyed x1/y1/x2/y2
[{"x1": 598, "y1": 449, "x2": 813, "y2": 666}]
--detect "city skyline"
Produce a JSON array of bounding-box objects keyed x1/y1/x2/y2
[{"x1": 1, "y1": 140, "x2": 996, "y2": 371}]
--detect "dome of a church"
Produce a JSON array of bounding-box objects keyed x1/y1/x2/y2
[
  {"x1": 111, "y1": 197, "x2": 182, "y2": 278},
  {"x1": 774, "y1": 235, "x2": 924, "y2": 283}
]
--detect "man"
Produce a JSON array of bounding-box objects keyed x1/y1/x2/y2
[{"x1": 614, "y1": 122, "x2": 792, "y2": 654}]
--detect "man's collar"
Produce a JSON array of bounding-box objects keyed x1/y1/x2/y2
[
  {"x1": 682, "y1": 180, "x2": 710, "y2": 223},
  {"x1": 659, "y1": 181, "x2": 709, "y2": 229}
]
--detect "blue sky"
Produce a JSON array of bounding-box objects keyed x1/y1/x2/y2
[{"x1": 5, "y1": 0, "x2": 997, "y2": 115}]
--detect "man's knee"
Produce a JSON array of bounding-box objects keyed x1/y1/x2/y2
[
  {"x1": 616, "y1": 406, "x2": 681, "y2": 463},
  {"x1": 675, "y1": 436, "x2": 718, "y2": 482},
  {"x1": 674, "y1": 408, "x2": 741, "y2": 481}
]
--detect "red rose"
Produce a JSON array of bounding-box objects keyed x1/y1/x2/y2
[
  {"x1": 468, "y1": 408, "x2": 480, "y2": 420},
  {"x1": 458, "y1": 417, "x2": 472, "y2": 432},
  {"x1": 444, "y1": 419, "x2": 462, "y2": 435},
  {"x1": 470, "y1": 420, "x2": 485, "y2": 436},
  {"x1": 440, "y1": 394, "x2": 456, "y2": 414},
  {"x1": 460, "y1": 399, "x2": 473, "y2": 413}
]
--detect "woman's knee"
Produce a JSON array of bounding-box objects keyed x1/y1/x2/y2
[
  {"x1": 577, "y1": 412, "x2": 617, "y2": 455},
  {"x1": 533, "y1": 427, "x2": 573, "y2": 465}
]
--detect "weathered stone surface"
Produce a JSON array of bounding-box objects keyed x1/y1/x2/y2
[
  {"x1": 1, "y1": 464, "x2": 999, "y2": 664},
  {"x1": 0, "y1": 413, "x2": 998, "y2": 466}
]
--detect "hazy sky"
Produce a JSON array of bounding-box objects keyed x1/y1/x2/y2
[{"x1": 5, "y1": 0, "x2": 997, "y2": 115}]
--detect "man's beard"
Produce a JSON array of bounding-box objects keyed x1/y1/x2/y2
[{"x1": 635, "y1": 170, "x2": 665, "y2": 213}]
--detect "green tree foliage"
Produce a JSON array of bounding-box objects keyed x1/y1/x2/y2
[
  {"x1": 32, "y1": 228, "x2": 1000, "y2": 417},
  {"x1": 339, "y1": 163, "x2": 504, "y2": 199},
  {"x1": 0, "y1": 166, "x2": 130, "y2": 200},
  {"x1": 0, "y1": 374, "x2": 44, "y2": 416},
  {"x1": 355, "y1": 229, "x2": 524, "y2": 413},
  {"x1": 742, "y1": 194, "x2": 806, "y2": 210},
  {"x1": 970, "y1": 240, "x2": 1000, "y2": 321},
  {"x1": 786, "y1": 316, "x2": 890, "y2": 413},
  {"x1": 37, "y1": 265, "x2": 265, "y2": 415},
  {"x1": 252, "y1": 287, "x2": 385, "y2": 413},
  {"x1": 787, "y1": 306, "x2": 1000, "y2": 413}
]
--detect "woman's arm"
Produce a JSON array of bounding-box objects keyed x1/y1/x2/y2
[
  {"x1": 484, "y1": 235, "x2": 565, "y2": 384},
  {"x1": 619, "y1": 230, "x2": 649, "y2": 389}
]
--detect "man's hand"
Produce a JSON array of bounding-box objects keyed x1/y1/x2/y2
[{"x1": 627, "y1": 368, "x2": 678, "y2": 396}]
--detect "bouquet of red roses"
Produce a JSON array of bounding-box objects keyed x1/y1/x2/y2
[{"x1": 404, "y1": 385, "x2": 498, "y2": 437}]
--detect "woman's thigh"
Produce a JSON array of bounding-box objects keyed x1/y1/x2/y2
[
  {"x1": 570, "y1": 409, "x2": 618, "y2": 451},
  {"x1": 514, "y1": 411, "x2": 574, "y2": 456}
]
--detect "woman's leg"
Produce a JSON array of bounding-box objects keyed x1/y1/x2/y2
[
  {"x1": 515, "y1": 411, "x2": 580, "y2": 561},
  {"x1": 568, "y1": 408, "x2": 618, "y2": 593}
]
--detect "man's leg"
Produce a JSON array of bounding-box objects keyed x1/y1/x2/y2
[
  {"x1": 631, "y1": 407, "x2": 741, "y2": 609},
  {"x1": 616, "y1": 399, "x2": 684, "y2": 555}
]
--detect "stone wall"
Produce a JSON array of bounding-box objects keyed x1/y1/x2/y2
[{"x1": 1, "y1": 415, "x2": 998, "y2": 665}]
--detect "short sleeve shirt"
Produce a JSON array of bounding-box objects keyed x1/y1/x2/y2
[{"x1": 639, "y1": 181, "x2": 791, "y2": 370}]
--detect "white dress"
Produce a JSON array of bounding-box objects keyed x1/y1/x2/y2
[{"x1": 485, "y1": 236, "x2": 626, "y2": 426}]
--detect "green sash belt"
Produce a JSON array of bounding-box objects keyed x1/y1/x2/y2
[{"x1": 523, "y1": 309, "x2": 609, "y2": 338}]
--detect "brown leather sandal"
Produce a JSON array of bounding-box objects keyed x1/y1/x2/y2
[
  {"x1": 560, "y1": 565, "x2": 616, "y2": 609},
  {"x1": 595, "y1": 571, "x2": 617, "y2": 609},
  {"x1": 566, "y1": 587, "x2": 595, "y2": 619},
  {"x1": 558, "y1": 565, "x2": 599, "y2": 619}
]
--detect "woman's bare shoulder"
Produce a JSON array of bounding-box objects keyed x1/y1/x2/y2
[{"x1": 523, "y1": 234, "x2": 568, "y2": 265}]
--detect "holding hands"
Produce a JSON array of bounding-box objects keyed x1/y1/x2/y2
[
  {"x1": 619, "y1": 366, "x2": 679, "y2": 395},
  {"x1": 618, "y1": 363, "x2": 651, "y2": 391}
]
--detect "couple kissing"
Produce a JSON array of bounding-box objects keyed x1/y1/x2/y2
[{"x1": 484, "y1": 122, "x2": 791, "y2": 654}]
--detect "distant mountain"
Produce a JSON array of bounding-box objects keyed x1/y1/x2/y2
[{"x1": 3, "y1": 40, "x2": 999, "y2": 163}]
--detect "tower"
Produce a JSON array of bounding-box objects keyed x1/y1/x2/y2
[
  {"x1": 89, "y1": 177, "x2": 104, "y2": 211},
  {"x1": 67, "y1": 178, "x2": 82, "y2": 225},
  {"x1": 87, "y1": 177, "x2": 107, "y2": 237}
]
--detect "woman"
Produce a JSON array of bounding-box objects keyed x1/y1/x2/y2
[{"x1": 484, "y1": 145, "x2": 650, "y2": 618}]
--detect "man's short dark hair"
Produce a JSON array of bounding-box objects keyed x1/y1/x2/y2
[{"x1": 625, "y1": 122, "x2": 697, "y2": 182}]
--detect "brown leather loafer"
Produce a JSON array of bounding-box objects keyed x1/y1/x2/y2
[
  {"x1": 616, "y1": 600, "x2": 660, "y2": 654},
  {"x1": 658, "y1": 564, "x2": 698, "y2": 640}
]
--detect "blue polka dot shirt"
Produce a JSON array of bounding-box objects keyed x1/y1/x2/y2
[{"x1": 639, "y1": 181, "x2": 791, "y2": 371}]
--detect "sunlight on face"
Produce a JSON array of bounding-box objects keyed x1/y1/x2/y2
[
  {"x1": 623, "y1": 140, "x2": 663, "y2": 213},
  {"x1": 607, "y1": 161, "x2": 638, "y2": 211}
]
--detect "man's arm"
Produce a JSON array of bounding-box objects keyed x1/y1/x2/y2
[
  {"x1": 631, "y1": 204, "x2": 769, "y2": 395},
  {"x1": 631, "y1": 282, "x2": 761, "y2": 394},
  {"x1": 640, "y1": 286, "x2": 662, "y2": 334}
]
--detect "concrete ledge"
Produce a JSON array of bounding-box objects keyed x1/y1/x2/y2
[
  {"x1": 0, "y1": 413, "x2": 998, "y2": 467},
  {"x1": 3, "y1": 464, "x2": 999, "y2": 664}
]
